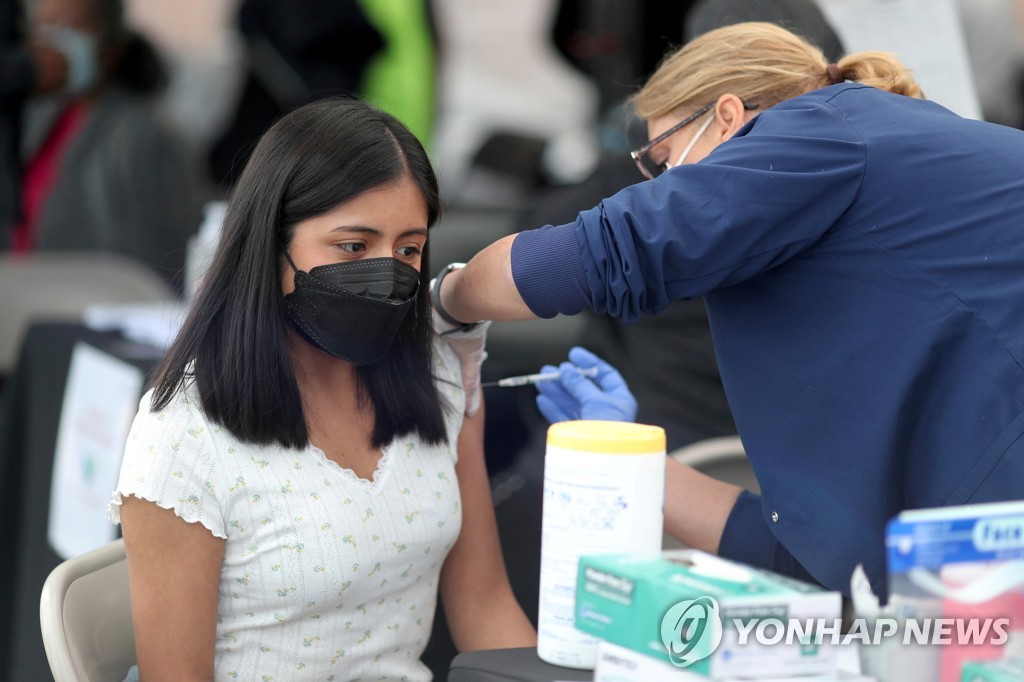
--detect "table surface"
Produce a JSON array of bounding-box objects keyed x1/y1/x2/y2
[
  {"x1": 0, "y1": 322, "x2": 163, "y2": 681},
  {"x1": 450, "y1": 648, "x2": 593, "y2": 682}
]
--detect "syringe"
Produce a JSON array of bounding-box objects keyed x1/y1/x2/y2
[{"x1": 481, "y1": 367, "x2": 599, "y2": 388}]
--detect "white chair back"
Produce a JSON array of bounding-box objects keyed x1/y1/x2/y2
[
  {"x1": 669, "y1": 435, "x2": 746, "y2": 468},
  {"x1": 39, "y1": 538, "x2": 136, "y2": 682},
  {"x1": 668, "y1": 435, "x2": 758, "y2": 492}
]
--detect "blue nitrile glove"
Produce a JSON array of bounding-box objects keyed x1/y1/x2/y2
[{"x1": 535, "y1": 346, "x2": 638, "y2": 423}]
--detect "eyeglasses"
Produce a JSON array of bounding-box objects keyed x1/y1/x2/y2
[{"x1": 629, "y1": 101, "x2": 760, "y2": 180}]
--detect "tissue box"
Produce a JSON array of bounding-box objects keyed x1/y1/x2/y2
[
  {"x1": 576, "y1": 550, "x2": 841, "y2": 679},
  {"x1": 961, "y1": 657, "x2": 1024, "y2": 682},
  {"x1": 595, "y1": 641, "x2": 875, "y2": 682}
]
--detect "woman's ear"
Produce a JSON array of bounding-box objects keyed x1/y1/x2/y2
[{"x1": 712, "y1": 94, "x2": 751, "y2": 143}]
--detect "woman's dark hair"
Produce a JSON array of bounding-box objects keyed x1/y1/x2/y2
[{"x1": 150, "y1": 98, "x2": 448, "y2": 449}]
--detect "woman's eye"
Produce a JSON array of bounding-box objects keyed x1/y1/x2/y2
[
  {"x1": 336, "y1": 242, "x2": 366, "y2": 253},
  {"x1": 396, "y1": 245, "x2": 422, "y2": 258}
]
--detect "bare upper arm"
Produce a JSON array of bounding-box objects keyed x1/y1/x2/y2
[
  {"x1": 440, "y1": 401, "x2": 504, "y2": 601},
  {"x1": 119, "y1": 495, "x2": 224, "y2": 682},
  {"x1": 439, "y1": 399, "x2": 537, "y2": 650}
]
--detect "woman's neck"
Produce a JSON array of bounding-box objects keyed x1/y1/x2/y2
[
  {"x1": 289, "y1": 333, "x2": 362, "y2": 412},
  {"x1": 289, "y1": 333, "x2": 381, "y2": 468}
]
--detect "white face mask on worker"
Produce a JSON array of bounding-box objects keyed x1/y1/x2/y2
[{"x1": 668, "y1": 114, "x2": 715, "y2": 169}]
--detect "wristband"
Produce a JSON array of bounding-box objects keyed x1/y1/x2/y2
[{"x1": 432, "y1": 263, "x2": 481, "y2": 330}]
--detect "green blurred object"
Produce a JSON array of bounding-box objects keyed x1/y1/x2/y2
[
  {"x1": 961, "y1": 658, "x2": 1024, "y2": 682},
  {"x1": 358, "y1": 0, "x2": 435, "y2": 147}
]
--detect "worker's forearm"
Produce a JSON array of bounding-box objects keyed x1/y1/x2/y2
[
  {"x1": 442, "y1": 234, "x2": 538, "y2": 322},
  {"x1": 663, "y1": 457, "x2": 743, "y2": 554}
]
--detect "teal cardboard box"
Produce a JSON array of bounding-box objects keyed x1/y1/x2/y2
[
  {"x1": 961, "y1": 658, "x2": 1024, "y2": 682},
  {"x1": 576, "y1": 550, "x2": 842, "y2": 679}
]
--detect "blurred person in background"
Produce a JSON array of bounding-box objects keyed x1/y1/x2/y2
[
  {"x1": 207, "y1": 0, "x2": 384, "y2": 187},
  {"x1": 0, "y1": 0, "x2": 68, "y2": 248},
  {"x1": 430, "y1": 0, "x2": 600, "y2": 208},
  {"x1": 124, "y1": 0, "x2": 248, "y2": 152},
  {"x1": 686, "y1": 0, "x2": 844, "y2": 61},
  {"x1": 123, "y1": 0, "x2": 432, "y2": 194},
  {"x1": 9, "y1": 0, "x2": 206, "y2": 288}
]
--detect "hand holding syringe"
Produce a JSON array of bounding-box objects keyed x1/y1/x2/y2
[{"x1": 529, "y1": 347, "x2": 639, "y2": 423}]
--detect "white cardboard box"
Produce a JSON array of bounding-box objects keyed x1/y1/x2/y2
[{"x1": 594, "y1": 641, "x2": 876, "y2": 682}]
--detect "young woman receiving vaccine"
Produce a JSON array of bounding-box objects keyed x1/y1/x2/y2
[{"x1": 108, "y1": 98, "x2": 535, "y2": 681}]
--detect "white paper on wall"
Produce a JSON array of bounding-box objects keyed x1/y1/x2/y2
[{"x1": 48, "y1": 343, "x2": 144, "y2": 559}]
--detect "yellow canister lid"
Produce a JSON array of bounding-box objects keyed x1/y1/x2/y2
[{"x1": 546, "y1": 420, "x2": 666, "y2": 455}]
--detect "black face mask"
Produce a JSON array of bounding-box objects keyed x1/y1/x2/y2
[{"x1": 283, "y1": 254, "x2": 420, "y2": 365}]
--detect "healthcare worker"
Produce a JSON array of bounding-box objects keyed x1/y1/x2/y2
[{"x1": 432, "y1": 22, "x2": 1024, "y2": 595}]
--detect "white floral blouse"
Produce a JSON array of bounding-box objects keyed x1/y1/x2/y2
[{"x1": 108, "y1": 341, "x2": 465, "y2": 682}]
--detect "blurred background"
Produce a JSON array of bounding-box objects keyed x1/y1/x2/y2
[{"x1": 1, "y1": 0, "x2": 1022, "y2": 679}]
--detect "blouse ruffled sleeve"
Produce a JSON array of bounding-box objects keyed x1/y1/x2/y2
[{"x1": 107, "y1": 385, "x2": 228, "y2": 539}]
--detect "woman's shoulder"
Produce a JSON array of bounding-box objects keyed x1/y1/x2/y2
[
  {"x1": 130, "y1": 377, "x2": 217, "y2": 444},
  {"x1": 113, "y1": 380, "x2": 234, "y2": 537}
]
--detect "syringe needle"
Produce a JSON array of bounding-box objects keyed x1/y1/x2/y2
[{"x1": 481, "y1": 367, "x2": 599, "y2": 388}]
